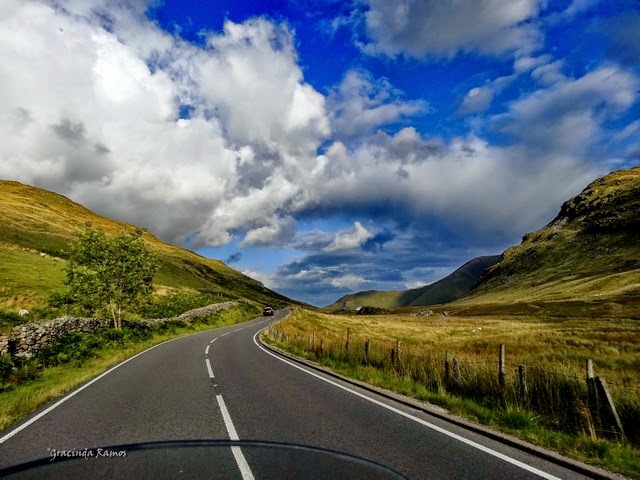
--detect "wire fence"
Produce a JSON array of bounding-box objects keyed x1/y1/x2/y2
[{"x1": 266, "y1": 325, "x2": 638, "y2": 445}]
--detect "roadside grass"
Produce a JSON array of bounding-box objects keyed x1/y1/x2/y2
[
  {"x1": 263, "y1": 309, "x2": 640, "y2": 478},
  {"x1": 0, "y1": 302, "x2": 260, "y2": 432}
]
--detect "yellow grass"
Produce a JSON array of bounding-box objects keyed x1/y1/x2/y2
[{"x1": 278, "y1": 309, "x2": 640, "y2": 386}]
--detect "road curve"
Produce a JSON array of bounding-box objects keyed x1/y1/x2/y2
[{"x1": 0, "y1": 310, "x2": 602, "y2": 479}]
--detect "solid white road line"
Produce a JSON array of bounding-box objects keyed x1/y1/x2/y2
[
  {"x1": 205, "y1": 345, "x2": 210, "y2": 355},
  {"x1": 216, "y1": 395, "x2": 255, "y2": 480},
  {"x1": 0, "y1": 337, "x2": 183, "y2": 444},
  {"x1": 0, "y1": 318, "x2": 264, "y2": 446},
  {"x1": 253, "y1": 332, "x2": 562, "y2": 480}
]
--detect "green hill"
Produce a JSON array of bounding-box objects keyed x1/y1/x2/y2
[
  {"x1": 0, "y1": 180, "x2": 296, "y2": 315},
  {"x1": 324, "y1": 255, "x2": 500, "y2": 311},
  {"x1": 451, "y1": 167, "x2": 640, "y2": 317}
]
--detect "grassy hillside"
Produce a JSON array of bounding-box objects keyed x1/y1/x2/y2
[
  {"x1": 0, "y1": 180, "x2": 296, "y2": 315},
  {"x1": 324, "y1": 256, "x2": 500, "y2": 311},
  {"x1": 451, "y1": 167, "x2": 640, "y2": 317}
]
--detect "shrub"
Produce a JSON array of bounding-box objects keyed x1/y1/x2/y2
[{"x1": 0, "y1": 354, "x2": 13, "y2": 381}]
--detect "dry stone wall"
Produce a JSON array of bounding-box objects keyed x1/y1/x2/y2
[{"x1": 0, "y1": 301, "x2": 239, "y2": 360}]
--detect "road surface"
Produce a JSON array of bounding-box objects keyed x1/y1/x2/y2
[{"x1": 0, "y1": 310, "x2": 605, "y2": 479}]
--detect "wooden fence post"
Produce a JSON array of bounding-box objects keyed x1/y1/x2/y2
[
  {"x1": 444, "y1": 351, "x2": 450, "y2": 383},
  {"x1": 586, "y1": 359, "x2": 600, "y2": 434},
  {"x1": 345, "y1": 328, "x2": 350, "y2": 357},
  {"x1": 518, "y1": 365, "x2": 527, "y2": 404},
  {"x1": 498, "y1": 344, "x2": 505, "y2": 388},
  {"x1": 594, "y1": 377, "x2": 625, "y2": 441},
  {"x1": 396, "y1": 340, "x2": 400, "y2": 363},
  {"x1": 364, "y1": 339, "x2": 370, "y2": 365}
]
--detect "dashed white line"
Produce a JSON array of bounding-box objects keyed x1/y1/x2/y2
[
  {"x1": 216, "y1": 395, "x2": 255, "y2": 480},
  {"x1": 253, "y1": 331, "x2": 561, "y2": 480},
  {"x1": 205, "y1": 344, "x2": 210, "y2": 356},
  {"x1": 205, "y1": 358, "x2": 215, "y2": 379}
]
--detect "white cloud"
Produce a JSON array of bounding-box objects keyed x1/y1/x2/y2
[
  {"x1": 362, "y1": 0, "x2": 544, "y2": 58},
  {"x1": 310, "y1": 129, "x2": 597, "y2": 237},
  {"x1": 0, "y1": 0, "x2": 634, "y2": 263},
  {"x1": 494, "y1": 65, "x2": 639, "y2": 154},
  {"x1": 328, "y1": 70, "x2": 426, "y2": 138},
  {"x1": 241, "y1": 215, "x2": 297, "y2": 247},
  {"x1": 193, "y1": 19, "x2": 330, "y2": 152},
  {"x1": 0, "y1": 1, "x2": 329, "y2": 247},
  {"x1": 324, "y1": 222, "x2": 374, "y2": 252},
  {"x1": 458, "y1": 86, "x2": 494, "y2": 114},
  {"x1": 329, "y1": 274, "x2": 367, "y2": 289}
]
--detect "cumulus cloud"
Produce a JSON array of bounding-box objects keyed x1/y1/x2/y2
[
  {"x1": 324, "y1": 222, "x2": 374, "y2": 252},
  {"x1": 329, "y1": 274, "x2": 367, "y2": 289},
  {"x1": 361, "y1": 0, "x2": 544, "y2": 58},
  {"x1": 0, "y1": 0, "x2": 329, "y2": 247},
  {"x1": 241, "y1": 216, "x2": 297, "y2": 247},
  {"x1": 327, "y1": 70, "x2": 426, "y2": 139},
  {"x1": 310, "y1": 130, "x2": 595, "y2": 237}
]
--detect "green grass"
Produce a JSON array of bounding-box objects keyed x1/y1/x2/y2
[
  {"x1": 0, "y1": 245, "x2": 66, "y2": 317},
  {"x1": 0, "y1": 302, "x2": 260, "y2": 431},
  {"x1": 265, "y1": 308, "x2": 640, "y2": 478}
]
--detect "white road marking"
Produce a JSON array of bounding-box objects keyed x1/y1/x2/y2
[
  {"x1": 216, "y1": 395, "x2": 255, "y2": 480},
  {"x1": 205, "y1": 358, "x2": 215, "y2": 379},
  {"x1": 0, "y1": 337, "x2": 182, "y2": 444},
  {"x1": 220, "y1": 332, "x2": 230, "y2": 337},
  {"x1": 253, "y1": 332, "x2": 562, "y2": 480},
  {"x1": 205, "y1": 345, "x2": 210, "y2": 356},
  {"x1": 0, "y1": 318, "x2": 266, "y2": 445}
]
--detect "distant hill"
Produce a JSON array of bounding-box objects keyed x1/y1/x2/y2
[
  {"x1": 452, "y1": 167, "x2": 640, "y2": 317},
  {"x1": 324, "y1": 255, "x2": 500, "y2": 312},
  {"x1": 0, "y1": 180, "x2": 296, "y2": 312}
]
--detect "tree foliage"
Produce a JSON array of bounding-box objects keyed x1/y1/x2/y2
[{"x1": 62, "y1": 228, "x2": 158, "y2": 329}]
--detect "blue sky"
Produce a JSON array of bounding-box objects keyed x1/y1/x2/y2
[{"x1": 1, "y1": 1, "x2": 639, "y2": 306}]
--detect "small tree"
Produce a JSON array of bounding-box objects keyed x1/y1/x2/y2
[{"x1": 63, "y1": 227, "x2": 158, "y2": 329}]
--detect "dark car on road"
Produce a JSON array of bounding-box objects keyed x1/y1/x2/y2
[{"x1": 263, "y1": 307, "x2": 274, "y2": 316}]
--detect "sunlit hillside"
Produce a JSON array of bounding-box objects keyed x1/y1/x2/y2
[{"x1": 0, "y1": 180, "x2": 296, "y2": 313}]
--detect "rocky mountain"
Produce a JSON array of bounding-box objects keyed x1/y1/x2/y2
[{"x1": 453, "y1": 167, "x2": 640, "y2": 317}]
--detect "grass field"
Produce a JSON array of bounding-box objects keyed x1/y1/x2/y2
[
  {"x1": 0, "y1": 244, "x2": 66, "y2": 313},
  {"x1": 265, "y1": 308, "x2": 640, "y2": 477}
]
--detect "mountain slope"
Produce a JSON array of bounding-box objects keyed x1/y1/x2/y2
[
  {"x1": 452, "y1": 167, "x2": 640, "y2": 317},
  {"x1": 324, "y1": 255, "x2": 500, "y2": 311},
  {"x1": 0, "y1": 180, "x2": 295, "y2": 311}
]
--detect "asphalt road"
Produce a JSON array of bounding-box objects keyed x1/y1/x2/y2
[{"x1": 0, "y1": 310, "x2": 603, "y2": 479}]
